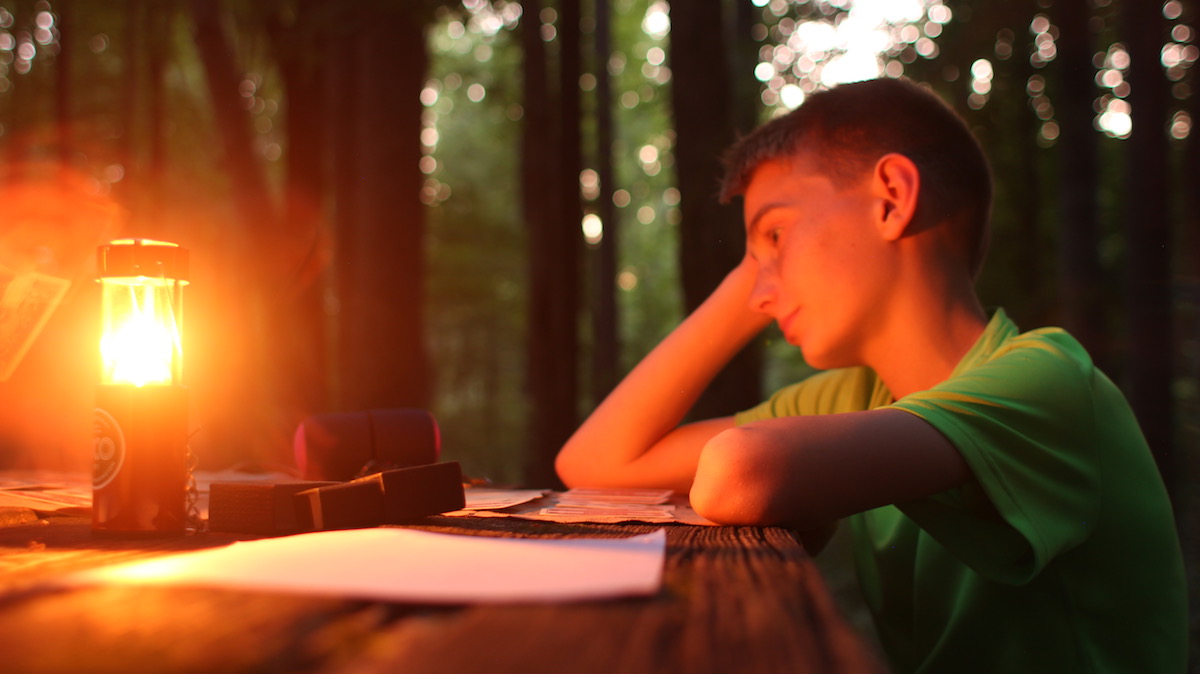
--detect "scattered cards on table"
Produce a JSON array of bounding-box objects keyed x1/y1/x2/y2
[{"x1": 541, "y1": 487, "x2": 676, "y2": 519}]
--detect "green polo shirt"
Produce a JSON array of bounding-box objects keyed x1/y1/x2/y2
[{"x1": 736, "y1": 309, "x2": 1187, "y2": 673}]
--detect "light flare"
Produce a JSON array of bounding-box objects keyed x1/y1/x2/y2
[{"x1": 100, "y1": 281, "x2": 180, "y2": 387}]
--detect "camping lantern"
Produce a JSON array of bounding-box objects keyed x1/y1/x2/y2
[{"x1": 92, "y1": 239, "x2": 189, "y2": 536}]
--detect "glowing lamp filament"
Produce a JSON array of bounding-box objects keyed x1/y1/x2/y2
[{"x1": 100, "y1": 282, "x2": 179, "y2": 387}]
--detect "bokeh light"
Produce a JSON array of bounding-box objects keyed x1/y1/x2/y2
[
  {"x1": 750, "y1": 0, "x2": 952, "y2": 113},
  {"x1": 582, "y1": 213, "x2": 603, "y2": 245}
]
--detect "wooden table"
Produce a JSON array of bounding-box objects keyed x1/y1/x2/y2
[{"x1": 0, "y1": 506, "x2": 885, "y2": 673}]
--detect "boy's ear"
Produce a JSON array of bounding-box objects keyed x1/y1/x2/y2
[{"x1": 871, "y1": 153, "x2": 920, "y2": 241}]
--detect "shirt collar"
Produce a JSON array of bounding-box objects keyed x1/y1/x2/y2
[{"x1": 948, "y1": 308, "x2": 1018, "y2": 379}]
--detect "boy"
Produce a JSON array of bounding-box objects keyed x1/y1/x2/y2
[{"x1": 555, "y1": 78, "x2": 1187, "y2": 672}]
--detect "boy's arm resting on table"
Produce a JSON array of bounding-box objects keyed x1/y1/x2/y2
[
  {"x1": 554, "y1": 256, "x2": 969, "y2": 552},
  {"x1": 558, "y1": 416, "x2": 740, "y2": 493},
  {"x1": 690, "y1": 408, "x2": 972, "y2": 530},
  {"x1": 555, "y1": 258, "x2": 770, "y2": 494}
]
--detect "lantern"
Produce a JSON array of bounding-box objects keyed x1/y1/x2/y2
[{"x1": 92, "y1": 239, "x2": 189, "y2": 536}]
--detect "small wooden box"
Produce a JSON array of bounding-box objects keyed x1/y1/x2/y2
[
  {"x1": 297, "y1": 462, "x2": 466, "y2": 530},
  {"x1": 208, "y1": 481, "x2": 337, "y2": 534}
]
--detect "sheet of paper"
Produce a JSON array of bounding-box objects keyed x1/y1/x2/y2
[
  {"x1": 64, "y1": 527, "x2": 667, "y2": 604},
  {"x1": 459, "y1": 488, "x2": 549, "y2": 511}
]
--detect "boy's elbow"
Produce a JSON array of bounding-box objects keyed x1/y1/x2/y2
[
  {"x1": 689, "y1": 427, "x2": 776, "y2": 526},
  {"x1": 554, "y1": 436, "x2": 610, "y2": 488},
  {"x1": 689, "y1": 425, "x2": 823, "y2": 529},
  {"x1": 554, "y1": 446, "x2": 586, "y2": 488}
]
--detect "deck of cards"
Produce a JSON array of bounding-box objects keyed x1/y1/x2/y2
[{"x1": 541, "y1": 487, "x2": 677, "y2": 520}]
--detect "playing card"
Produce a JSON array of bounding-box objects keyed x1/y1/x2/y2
[{"x1": 0, "y1": 265, "x2": 71, "y2": 381}]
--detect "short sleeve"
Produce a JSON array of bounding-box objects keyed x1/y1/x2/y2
[
  {"x1": 889, "y1": 334, "x2": 1102, "y2": 585},
  {"x1": 735, "y1": 366, "x2": 881, "y2": 424}
]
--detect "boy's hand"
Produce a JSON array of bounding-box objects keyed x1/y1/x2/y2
[
  {"x1": 719, "y1": 253, "x2": 773, "y2": 330},
  {"x1": 555, "y1": 258, "x2": 772, "y2": 492}
]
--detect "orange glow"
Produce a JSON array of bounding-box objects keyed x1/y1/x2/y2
[{"x1": 99, "y1": 278, "x2": 181, "y2": 387}]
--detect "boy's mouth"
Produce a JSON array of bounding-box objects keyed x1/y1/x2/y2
[{"x1": 777, "y1": 308, "x2": 801, "y2": 337}]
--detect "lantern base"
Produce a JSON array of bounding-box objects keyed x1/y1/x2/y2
[{"x1": 92, "y1": 385, "x2": 188, "y2": 537}]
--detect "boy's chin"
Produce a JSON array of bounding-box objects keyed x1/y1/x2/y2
[{"x1": 798, "y1": 344, "x2": 857, "y2": 372}]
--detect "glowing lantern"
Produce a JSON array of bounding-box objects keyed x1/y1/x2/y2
[{"x1": 92, "y1": 239, "x2": 189, "y2": 536}]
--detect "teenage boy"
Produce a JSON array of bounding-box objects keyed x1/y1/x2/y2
[{"x1": 555, "y1": 77, "x2": 1187, "y2": 672}]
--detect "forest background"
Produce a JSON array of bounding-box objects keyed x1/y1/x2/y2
[{"x1": 0, "y1": 0, "x2": 1196, "y2": 662}]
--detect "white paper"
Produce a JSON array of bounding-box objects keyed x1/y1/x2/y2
[
  {"x1": 64, "y1": 527, "x2": 666, "y2": 604},
  {"x1": 458, "y1": 488, "x2": 549, "y2": 511}
]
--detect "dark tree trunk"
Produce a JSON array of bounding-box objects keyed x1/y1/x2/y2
[
  {"x1": 1122, "y1": 0, "x2": 1175, "y2": 496},
  {"x1": 334, "y1": 3, "x2": 432, "y2": 413},
  {"x1": 4, "y1": 0, "x2": 38, "y2": 169},
  {"x1": 1183, "y1": 0, "x2": 1200, "y2": 283},
  {"x1": 670, "y1": 0, "x2": 761, "y2": 419},
  {"x1": 329, "y1": 4, "x2": 359, "y2": 412},
  {"x1": 120, "y1": 0, "x2": 146, "y2": 227},
  {"x1": 551, "y1": 0, "x2": 583, "y2": 482},
  {"x1": 1184, "y1": 0, "x2": 1200, "y2": 287},
  {"x1": 523, "y1": 0, "x2": 582, "y2": 489},
  {"x1": 146, "y1": 1, "x2": 170, "y2": 226},
  {"x1": 1177, "y1": 0, "x2": 1200, "y2": 567},
  {"x1": 1012, "y1": 17, "x2": 1048, "y2": 329},
  {"x1": 265, "y1": 0, "x2": 332, "y2": 428},
  {"x1": 591, "y1": 0, "x2": 619, "y2": 403},
  {"x1": 188, "y1": 0, "x2": 283, "y2": 464},
  {"x1": 1182, "y1": 0, "x2": 1200, "y2": 358},
  {"x1": 188, "y1": 0, "x2": 277, "y2": 247},
  {"x1": 1053, "y1": 0, "x2": 1106, "y2": 366},
  {"x1": 521, "y1": 0, "x2": 553, "y2": 484},
  {"x1": 727, "y1": 0, "x2": 759, "y2": 136},
  {"x1": 53, "y1": 0, "x2": 70, "y2": 165}
]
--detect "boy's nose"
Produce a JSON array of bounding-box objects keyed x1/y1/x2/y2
[{"x1": 749, "y1": 271, "x2": 776, "y2": 315}]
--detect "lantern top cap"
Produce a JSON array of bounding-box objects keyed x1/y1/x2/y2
[{"x1": 98, "y1": 239, "x2": 189, "y2": 281}]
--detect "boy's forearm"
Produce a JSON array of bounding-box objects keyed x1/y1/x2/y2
[{"x1": 555, "y1": 260, "x2": 770, "y2": 490}]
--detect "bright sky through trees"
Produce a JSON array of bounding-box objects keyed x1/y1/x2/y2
[
  {"x1": 750, "y1": 0, "x2": 950, "y2": 111},
  {"x1": 413, "y1": 0, "x2": 1197, "y2": 304},
  {"x1": 745, "y1": 0, "x2": 1194, "y2": 141}
]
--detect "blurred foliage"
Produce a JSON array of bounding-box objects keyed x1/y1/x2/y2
[
  {"x1": 0, "y1": 0, "x2": 1195, "y2": 491},
  {"x1": 421, "y1": 3, "x2": 528, "y2": 483},
  {"x1": 0, "y1": 0, "x2": 1192, "y2": 661},
  {"x1": 421, "y1": 0, "x2": 686, "y2": 483}
]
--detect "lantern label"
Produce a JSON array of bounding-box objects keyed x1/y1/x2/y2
[{"x1": 93, "y1": 407, "x2": 126, "y2": 489}]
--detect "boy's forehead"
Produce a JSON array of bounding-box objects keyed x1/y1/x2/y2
[
  {"x1": 744, "y1": 152, "x2": 830, "y2": 199},
  {"x1": 741, "y1": 156, "x2": 818, "y2": 233}
]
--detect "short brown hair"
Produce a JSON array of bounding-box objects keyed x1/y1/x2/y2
[{"x1": 720, "y1": 77, "x2": 993, "y2": 277}]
